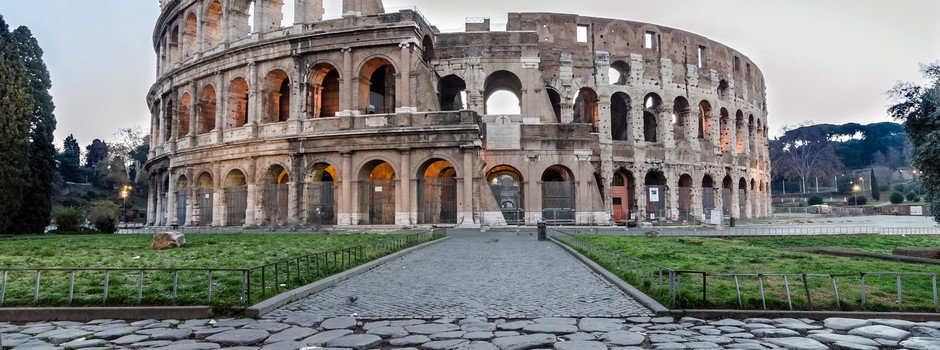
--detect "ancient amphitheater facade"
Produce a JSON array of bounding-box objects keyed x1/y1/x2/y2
[{"x1": 146, "y1": 0, "x2": 772, "y2": 228}]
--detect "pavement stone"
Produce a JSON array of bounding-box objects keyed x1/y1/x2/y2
[
  {"x1": 326, "y1": 334, "x2": 383, "y2": 350},
  {"x1": 203, "y1": 329, "x2": 270, "y2": 346},
  {"x1": 552, "y1": 340, "x2": 606, "y2": 350},
  {"x1": 390, "y1": 335, "x2": 432, "y2": 346},
  {"x1": 491, "y1": 334, "x2": 557, "y2": 350},
  {"x1": 264, "y1": 327, "x2": 317, "y2": 344},
  {"x1": 303, "y1": 329, "x2": 354, "y2": 345},
  {"x1": 899, "y1": 337, "x2": 940, "y2": 350},
  {"x1": 847, "y1": 325, "x2": 911, "y2": 341},
  {"x1": 765, "y1": 337, "x2": 828, "y2": 350}
]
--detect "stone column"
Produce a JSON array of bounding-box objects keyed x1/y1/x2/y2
[
  {"x1": 666, "y1": 171, "x2": 678, "y2": 220},
  {"x1": 398, "y1": 42, "x2": 412, "y2": 112},
  {"x1": 636, "y1": 176, "x2": 648, "y2": 221},
  {"x1": 147, "y1": 177, "x2": 156, "y2": 226},
  {"x1": 167, "y1": 170, "x2": 178, "y2": 226},
  {"x1": 245, "y1": 159, "x2": 257, "y2": 227},
  {"x1": 288, "y1": 154, "x2": 303, "y2": 228},
  {"x1": 398, "y1": 150, "x2": 411, "y2": 226},
  {"x1": 631, "y1": 106, "x2": 644, "y2": 143},
  {"x1": 712, "y1": 185, "x2": 723, "y2": 223},
  {"x1": 247, "y1": 62, "x2": 260, "y2": 126},
  {"x1": 340, "y1": 47, "x2": 353, "y2": 114},
  {"x1": 215, "y1": 73, "x2": 225, "y2": 141},
  {"x1": 212, "y1": 163, "x2": 223, "y2": 227},
  {"x1": 661, "y1": 106, "x2": 674, "y2": 149},
  {"x1": 461, "y1": 146, "x2": 475, "y2": 226},
  {"x1": 730, "y1": 180, "x2": 740, "y2": 220},
  {"x1": 339, "y1": 152, "x2": 353, "y2": 225}
]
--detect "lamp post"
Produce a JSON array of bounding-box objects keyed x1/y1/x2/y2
[
  {"x1": 119, "y1": 185, "x2": 133, "y2": 225},
  {"x1": 852, "y1": 184, "x2": 860, "y2": 206}
]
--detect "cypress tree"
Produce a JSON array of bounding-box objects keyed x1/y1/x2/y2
[
  {"x1": 9, "y1": 25, "x2": 56, "y2": 234},
  {"x1": 0, "y1": 15, "x2": 32, "y2": 232},
  {"x1": 870, "y1": 168, "x2": 881, "y2": 201}
]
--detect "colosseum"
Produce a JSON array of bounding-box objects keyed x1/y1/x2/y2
[{"x1": 145, "y1": 0, "x2": 772, "y2": 229}]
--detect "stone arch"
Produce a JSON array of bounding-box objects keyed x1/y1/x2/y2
[
  {"x1": 227, "y1": 77, "x2": 249, "y2": 128},
  {"x1": 175, "y1": 174, "x2": 190, "y2": 225},
  {"x1": 261, "y1": 164, "x2": 290, "y2": 227},
  {"x1": 748, "y1": 114, "x2": 756, "y2": 151},
  {"x1": 263, "y1": 69, "x2": 291, "y2": 123},
  {"x1": 573, "y1": 87, "x2": 599, "y2": 131},
  {"x1": 643, "y1": 93, "x2": 662, "y2": 142},
  {"x1": 164, "y1": 97, "x2": 175, "y2": 142},
  {"x1": 422, "y1": 35, "x2": 435, "y2": 64},
  {"x1": 178, "y1": 92, "x2": 192, "y2": 138},
  {"x1": 717, "y1": 79, "x2": 729, "y2": 99},
  {"x1": 306, "y1": 162, "x2": 338, "y2": 226},
  {"x1": 358, "y1": 159, "x2": 397, "y2": 225},
  {"x1": 611, "y1": 92, "x2": 631, "y2": 141},
  {"x1": 722, "y1": 175, "x2": 734, "y2": 215},
  {"x1": 673, "y1": 96, "x2": 690, "y2": 141},
  {"x1": 439, "y1": 74, "x2": 467, "y2": 111},
  {"x1": 542, "y1": 165, "x2": 575, "y2": 223},
  {"x1": 228, "y1": 0, "x2": 253, "y2": 40},
  {"x1": 223, "y1": 169, "x2": 249, "y2": 226},
  {"x1": 698, "y1": 100, "x2": 712, "y2": 140},
  {"x1": 678, "y1": 174, "x2": 694, "y2": 219},
  {"x1": 735, "y1": 110, "x2": 746, "y2": 154},
  {"x1": 183, "y1": 12, "x2": 198, "y2": 57},
  {"x1": 417, "y1": 159, "x2": 458, "y2": 224},
  {"x1": 488, "y1": 165, "x2": 525, "y2": 224},
  {"x1": 204, "y1": 1, "x2": 223, "y2": 48},
  {"x1": 198, "y1": 85, "x2": 217, "y2": 134},
  {"x1": 701, "y1": 174, "x2": 715, "y2": 213},
  {"x1": 168, "y1": 25, "x2": 180, "y2": 64},
  {"x1": 644, "y1": 171, "x2": 666, "y2": 219},
  {"x1": 546, "y1": 87, "x2": 562, "y2": 122},
  {"x1": 307, "y1": 62, "x2": 341, "y2": 118},
  {"x1": 719, "y1": 108, "x2": 731, "y2": 152},
  {"x1": 484, "y1": 70, "x2": 522, "y2": 115},
  {"x1": 609, "y1": 60, "x2": 630, "y2": 85},
  {"x1": 359, "y1": 56, "x2": 397, "y2": 114},
  {"x1": 611, "y1": 169, "x2": 635, "y2": 223},
  {"x1": 738, "y1": 177, "x2": 748, "y2": 218}
]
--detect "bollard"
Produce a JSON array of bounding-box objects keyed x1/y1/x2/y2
[{"x1": 537, "y1": 221, "x2": 547, "y2": 241}]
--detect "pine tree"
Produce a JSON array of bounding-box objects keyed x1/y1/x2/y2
[
  {"x1": 9, "y1": 25, "x2": 56, "y2": 234},
  {"x1": 0, "y1": 15, "x2": 32, "y2": 232},
  {"x1": 57, "y1": 134, "x2": 84, "y2": 183},
  {"x1": 870, "y1": 168, "x2": 881, "y2": 201}
]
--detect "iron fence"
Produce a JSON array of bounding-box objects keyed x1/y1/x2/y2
[
  {"x1": 553, "y1": 225, "x2": 940, "y2": 237},
  {"x1": 0, "y1": 232, "x2": 442, "y2": 310},
  {"x1": 552, "y1": 229, "x2": 940, "y2": 312}
]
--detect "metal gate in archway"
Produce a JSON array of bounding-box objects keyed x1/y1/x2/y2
[
  {"x1": 359, "y1": 179, "x2": 395, "y2": 225},
  {"x1": 225, "y1": 186, "x2": 247, "y2": 226},
  {"x1": 176, "y1": 190, "x2": 188, "y2": 225},
  {"x1": 645, "y1": 185, "x2": 666, "y2": 219},
  {"x1": 702, "y1": 187, "x2": 715, "y2": 214},
  {"x1": 542, "y1": 181, "x2": 575, "y2": 224},
  {"x1": 491, "y1": 181, "x2": 523, "y2": 225},
  {"x1": 418, "y1": 177, "x2": 458, "y2": 224},
  {"x1": 198, "y1": 188, "x2": 213, "y2": 225},
  {"x1": 306, "y1": 181, "x2": 336, "y2": 226},
  {"x1": 263, "y1": 183, "x2": 289, "y2": 226}
]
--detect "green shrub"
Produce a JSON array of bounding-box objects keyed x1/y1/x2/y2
[
  {"x1": 906, "y1": 192, "x2": 918, "y2": 201},
  {"x1": 808, "y1": 196, "x2": 824, "y2": 206},
  {"x1": 849, "y1": 196, "x2": 868, "y2": 205},
  {"x1": 890, "y1": 192, "x2": 905, "y2": 204},
  {"x1": 88, "y1": 200, "x2": 120, "y2": 234},
  {"x1": 879, "y1": 184, "x2": 890, "y2": 192},
  {"x1": 51, "y1": 207, "x2": 85, "y2": 232},
  {"x1": 894, "y1": 184, "x2": 907, "y2": 192}
]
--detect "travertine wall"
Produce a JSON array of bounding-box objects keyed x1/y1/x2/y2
[{"x1": 146, "y1": 0, "x2": 771, "y2": 228}]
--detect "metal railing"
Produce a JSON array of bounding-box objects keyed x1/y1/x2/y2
[
  {"x1": 0, "y1": 231, "x2": 442, "y2": 310},
  {"x1": 552, "y1": 230, "x2": 940, "y2": 312},
  {"x1": 554, "y1": 225, "x2": 940, "y2": 237}
]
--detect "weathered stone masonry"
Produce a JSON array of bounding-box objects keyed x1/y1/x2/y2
[{"x1": 146, "y1": 0, "x2": 772, "y2": 228}]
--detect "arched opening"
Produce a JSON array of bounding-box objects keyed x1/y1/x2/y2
[
  {"x1": 263, "y1": 70, "x2": 291, "y2": 123},
  {"x1": 307, "y1": 63, "x2": 341, "y2": 118},
  {"x1": 227, "y1": 77, "x2": 249, "y2": 128},
  {"x1": 547, "y1": 88, "x2": 562, "y2": 122},
  {"x1": 735, "y1": 110, "x2": 746, "y2": 154},
  {"x1": 195, "y1": 172, "x2": 214, "y2": 226},
  {"x1": 229, "y1": 0, "x2": 253, "y2": 40},
  {"x1": 262, "y1": 165, "x2": 290, "y2": 227},
  {"x1": 178, "y1": 92, "x2": 192, "y2": 138},
  {"x1": 204, "y1": 1, "x2": 223, "y2": 48},
  {"x1": 702, "y1": 175, "x2": 715, "y2": 214},
  {"x1": 198, "y1": 85, "x2": 217, "y2": 134},
  {"x1": 612, "y1": 170, "x2": 635, "y2": 224},
  {"x1": 164, "y1": 98, "x2": 174, "y2": 142},
  {"x1": 678, "y1": 174, "x2": 693, "y2": 220},
  {"x1": 673, "y1": 96, "x2": 690, "y2": 141},
  {"x1": 488, "y1": 165, "x2": 525, "y2": 225},
  {"x1": 738, "y1": 178, "x2": 748, "y2": 219},
  {"x1": 611, "y1": 92, "x2": 631, "y2": 141},
  {"x1": 168, "y1": 26, "x2": 179, "y2": 64},
  {"x1": 609, "y1": 60, "x2": 630, "y2": 85},
  {"x1": 418, "y1": 160, "x2": 458, "y2": 224},
  {"x1": 281, "y1": 0, "x2": 296, "y2": 27},
  {"x1": 719, "y1": 108, "x2": 731, "y2": 152},
  {"x1": 360, "y1": 58, "x2": 396, "y2": 114},
  {"x1": 484, "y1": 70, "x2": 522, "y2": 115},
  {"x1": 748, "y1": 114, "x2": 756, "y2": 152},
  {"x1": 422, "y1": 35, "x2": 435, "y2": 64},
  {"x1": 358, "y1": 161, "x2": 396, "y2": 225},
  {"x1": 698, "y1": 100, "x2": 712, "y2": 140},
  {"x1": 722, "y1": 175, "x2": 733, "y2": 216},
  {"x1": 439, "y1": 75, "x2": 467, "y2": 111},
  {"x1": 756, "y1": 119, "x2": 765, "y2": 156},
  {"x1": 644, "y1": 171, "x2": 666, "y2": 219},
  {"x1": 573, "y1": 87, "x2": 598, "y2": 131},
  {"x1": 175, "y1": 175, "x2": 189, "y2": 225},
  {"x1": 224, "y1": 170, "x2": 248, "y2": 226},
  {"x1": 542, "y1": 165, "x2": 575, "y2": 223},
  {"x1": 183, "y1": 12, "x2": 198, "y2": 58},
  {"x1": 306, "y1": 163, "x2": 338, "y2": 226},
  {"x1": 643, "y1": 93, "x2": 662, "y2": 142},
  {"x1": 717, "y1": 79, "x2": 729, "y2": 99}
]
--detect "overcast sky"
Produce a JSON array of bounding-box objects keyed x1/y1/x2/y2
[{"x1": 1, "y1": 0, "x2": 938, "y2": 147}]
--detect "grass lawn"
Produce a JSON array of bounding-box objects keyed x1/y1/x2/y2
[
  {"x1": 569, "y1": 234, "x2": 940, "y2": 311},
  {"x1": 0, "y1": 233, "x2": 432, "y2": 313}
]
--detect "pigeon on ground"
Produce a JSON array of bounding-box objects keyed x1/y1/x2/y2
[{"x1": 347, "y1": 296, "x2": 358, "y2": 305}]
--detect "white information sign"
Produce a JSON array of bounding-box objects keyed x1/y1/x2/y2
[
  {"x1": 374, "y1": 186, "x2": 383, "y2": 192},
  {"x1": 710, "y1": 210, "x2": 723, "y2": 225},
  {"x1": 649, "y1": 188, "x2": 660, "y2": 202},
  {"x1": 911, "y1": 206, "x2": 924, "y2": 216}
]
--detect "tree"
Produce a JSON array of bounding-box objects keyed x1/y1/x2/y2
[
  {"x1": 888, "y1": 64, "x2": 940, "y2": 223},
  {"x1": 9, "y1": 25, "x2": 56, "y2": 234},
  {"x1": 84, "y1": 139, "x2": 109, "y2": 181},
  {"x1": 56, "y1": 134, "x2": 85, "y2": 183},
  {"x1": 770, "y1": 122, "x2": 844, "y2": 193},
  {"x1": 870, "y1": 168, "x2": 881, "y2": 201},
  {"x1": 111, "y1": 128, "x2": 148, "y2": 184},
  {"x1": 0, "y1": 15, "x2": 31, "y2": 232}
]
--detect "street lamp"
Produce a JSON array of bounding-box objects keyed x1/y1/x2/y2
[
  {"x1": 119, "y1": 185, "x2": 133, "y2": 225},
  {"x1": 852, "y1": 184, "x2": 861, "y2": 206}
]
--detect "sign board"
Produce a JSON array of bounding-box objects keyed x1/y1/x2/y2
[
  {"x1": 485, "y1": 118, "x2": 522, "y2": 150},
  {"x1": 710, "y1": 210, "x2": 723, "y2": 225},
  {"x1": 649, "y1": 213, "x2": 656, "y2": 220},
  {"x1": 374, "y1": 186, "x2": 383, "y2": 192},
  {"x1": 911, "y1": 206, "x2": 924, "y2": 216},
  {"x1": 649, "y1": 188, "x2": 660, "y2": 202}
]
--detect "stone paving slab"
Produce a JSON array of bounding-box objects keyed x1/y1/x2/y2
[{"x1": 265, "y1": 230, "x2": 651, "y2": 319}]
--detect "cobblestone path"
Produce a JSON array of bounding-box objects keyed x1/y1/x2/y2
[{"x1": 265, "y1": 229, "x2": 652, "y2": 319}]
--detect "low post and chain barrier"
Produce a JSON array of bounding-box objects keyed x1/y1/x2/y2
[
  {"x1": 0, "y1": 231, "x2": 442, "y2": 311},
  {"x1": 551, "y1": 229, "x2": 940, "y2": 312}
]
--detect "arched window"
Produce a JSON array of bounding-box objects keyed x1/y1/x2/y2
[
  {"x1": 198, "y1": 85, "x2": 217, "y2": 134},
  {"x1": 547, "y1": 88, "x2": 562, "y2": 122},
  {"x1": 611, "y1": 92, "x2": 631, "y2": 141},
  {"x1": 359, "y1": 58, "x2": 396, "y2": 114},
  {"x1": 735, "y1": 110, "x2": 746, "y2": 154},
  {"x1": 484, "y1": 70, "x2": 522, "y2": 115},
  {"x1": 609, "y1": 61, "x2": 630, "y2": 85},
  {"x1": 228, "y1": 0, "x2": 254, "y2": 40},
  {"x1": 439, "y1": 75, "x2": 467, "y2": 111},
  {"x1": 183, "y1": 12, "x2": 198, "y2": 57},
  {"x1": 307, "y1": 63, "x2": 341, "y2": 118},
  {"x1": 227, "y1": 77, "x2": 249, "y2": 128},
  {"x1": 164, "y1": 98, "x2": 174, "y2": 142},
  {"x1": 263, "y1": 70, "x2": 291, "y2": 122},
  {"x1": 717, "y1": 79, "x2": 729, "y2": 99},
  {"x1": 673, "y1": 96, "x2": 690, "y2": 141},
  {"x1": 178, "y1": 92, "x2": 192, "y2": 138},
  {"x1": 698, "y1": 100, "x2": 712, "y2": 140},
  {"x1": 204, "y1": 1, "x2": 223, "y2": 48},
  {"x1": 573, "y1": 87, "x2": 598, "y2": 130},
  {"x1": 422, "y1": 35, "x2": 435, "y2": 64},
  {"x1": 643, "y1": 93, "x2": 662, "y2": 142},
  {"x1": 719, "y1": 108, "x2": 731, "y2": 152},
  {"x1": 168, "y1": 26, "x2": 180, "y2": 64}
]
